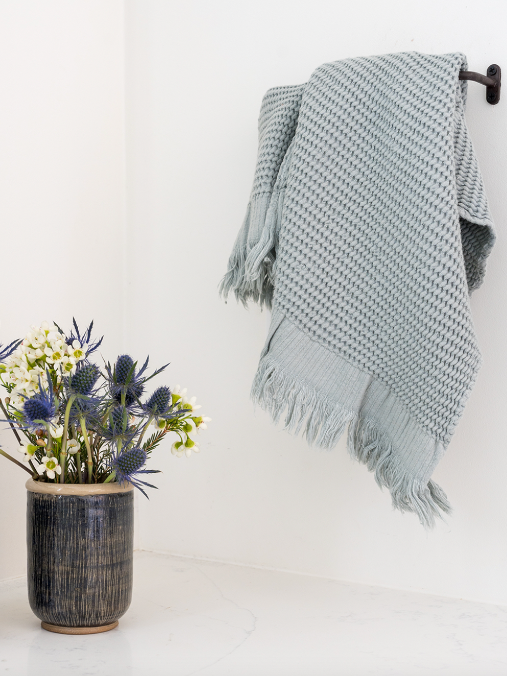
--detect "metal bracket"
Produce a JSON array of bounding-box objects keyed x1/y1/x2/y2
[{"x1": 459, "y1": 64, "x2": 501, "y2": 105}]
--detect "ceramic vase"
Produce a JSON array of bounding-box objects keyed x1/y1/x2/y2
[{"x1": 26, "y1": 479, "x2": 134, "y2": 635}]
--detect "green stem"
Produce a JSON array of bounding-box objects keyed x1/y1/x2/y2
[
  {"x1": 104, "y1": 470, "x2": 116, "y2": 483},
  {"x1": 80, "y1": 417, "x2": 93, "y2": 483},
  {"x1": 0, "y1": 448, "x2": 33, "y2": 476},
  {"x1": 76, "y1": 451, "x2": 83, "y2": 483},
  {"x1": 138, "y1": 415, "x2": 154, "y2": 447},
  {"x1": 39, "y1": 422, "x2": 54, "y2": 456},
  {"x1": 59, "y1": 395, "x2": 76, "y2": 484}
]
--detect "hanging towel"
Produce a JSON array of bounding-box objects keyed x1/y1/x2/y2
[{"x1": 220, "y1": 52, "x2": 495, "y2": 527}]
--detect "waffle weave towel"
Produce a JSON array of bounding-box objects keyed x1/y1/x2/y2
[{"x1": 220, "y1": 52, "x2": 495, "y2": 527}]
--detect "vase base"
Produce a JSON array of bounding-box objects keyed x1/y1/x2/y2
[{"x1": 41, "y1": 620, "x2": 119, "y2": 635}]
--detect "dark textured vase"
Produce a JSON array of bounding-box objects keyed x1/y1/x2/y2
[{"x1": 26, "y1": 479, "x2": 134, "y2": 634}]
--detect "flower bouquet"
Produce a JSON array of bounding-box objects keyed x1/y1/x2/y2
[{"x1": 0, "y1": 319, "x2": 210, "y2": 634}]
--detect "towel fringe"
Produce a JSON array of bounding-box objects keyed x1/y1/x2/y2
[
  {"x1": 252, "y1": 357, "x2": 451, "y2": 529},
  {"x1": 219, "y1": 193, "x2": 279, "y2": 309}
]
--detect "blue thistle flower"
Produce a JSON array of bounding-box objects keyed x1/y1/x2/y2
[
  {"x1": 22, "y1": 377, "x2": 57, "y2": 429},
  {"x1": 137, "y1": 385, "x2": 186, "y2": 424},
  {"x1": 115, "y1": 355, "x2": 135, "y2": 385},
  {"x1": 68, "y1": 363, "x2": 100, "y2": 396},
  {"x1": 113, "y1": 446, "x2": 147, "y2": 481},
  {"x1": 105, "y1": 354, "x2": 168, "y2": 409},
  {"x1": 111, "y1": 444, "x2": 160, "y2": 497},
  {"x1": 144, "y1": 386, "x2": 171, "y2": 416}
]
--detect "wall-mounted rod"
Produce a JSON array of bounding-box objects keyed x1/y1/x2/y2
[{"x1": 459, "y1": 64, "x2": 501, "y2": 104}]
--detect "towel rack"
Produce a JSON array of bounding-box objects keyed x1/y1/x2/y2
[{"x1": 459, "y1": 64, "x2": 501, "y2": 104}]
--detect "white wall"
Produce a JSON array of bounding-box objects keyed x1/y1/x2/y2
[
  {"x1": 0, "y1": 1, "x2": 126, "y2": 579},
  {"x1": 126, "y1": 0, "x2": 507, "y2": 606},
  {"x1": 1, "y1": 0, "x2": 506, "y2": 607}
]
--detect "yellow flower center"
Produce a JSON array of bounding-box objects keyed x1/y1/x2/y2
[{"x1": 46, "y1": 460, "x2": 57, "y2": 470}]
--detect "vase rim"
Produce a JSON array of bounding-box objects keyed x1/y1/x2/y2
[{"x1": 25, "y1": 478, "x2": 134, "y2": 495}]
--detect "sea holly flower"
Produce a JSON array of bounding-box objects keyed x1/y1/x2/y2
[
  {"x1": 106, "y1": 354, "x2": 168, "y2": 409},
  {"x1": 18, "y1": 442, "x2": 39, "y2": 464},
  {"x1": 21, "y1": 376, "x2": 57, "y2": 430},
  {"x1": 37, "y1": 456, "x2": 61, "y2": 480},
  {"x1": 68, "y1": 363, "x2": 101, "y2": 397},
  {"x1": 140, "y1": 386, "x2": 185, "y2": 425},
  {"x1": 111, "y1": 445, "x2": 160, "y2": 497},
  {"x1": 108, "y1": 355, "x2": 145, "y2": 407}
]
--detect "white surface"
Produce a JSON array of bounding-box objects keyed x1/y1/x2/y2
[
  {"x1": 1, "y1": 550, "x2": 506, "y2": 676},
  {"x1": 1, "y1": 0, "x2": 507, "y2": 607},
  {"x1": 126, "y1": 0, "x2": 507, "y2": 605}
]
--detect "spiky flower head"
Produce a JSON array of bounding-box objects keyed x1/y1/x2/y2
[
  {"x1": 144, "y1": 386, "x2": 171, "y2": 417},
  {"x1": 106, "y1": 354, "x2": 147, "y2": 407},
  {"x1": 22, "y1": 383, "x2": 56, "y2": 428},
  {"x1": 109, "y1": 405, "x2": 129, "y2": 435},
  {"x1": 68, "y1": 363, "x2": 100, "y2": 396},
  {"x1": 115, "y1": 355, "x2": 135, "y2": 384},
  {"x1": 112, "y1": 447, "x2": 147, "y2": 484}
]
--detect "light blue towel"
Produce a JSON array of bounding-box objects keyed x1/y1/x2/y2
[{"x1": 221, "y1": 52, "x2": 495, "y2": 526}]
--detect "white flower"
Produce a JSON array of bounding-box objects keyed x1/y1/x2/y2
[
  {"x1": 66, "y1": 439, "x2": 80, "y2": 455},
  {"x1": 50, "y1": 425, "x2": 64, "y2": 439},
  {"x1": 18, "y1": 441, "x2": 38, "y2": 464},
  {"x1": 171, "y1": 441, "x2": 185, "y2": 458},
  {"x1": 67, "y1": 340, "x2": 87, "y2": 362},
  {"x1": 172, "y1": 439, "x2": 200, "y2": 457},
  {"x1": 172, "y1": 385, "x2": 187, "y2": 397},
  {"x1": 37, "y1": 455, "x2": 61, "y2": 480},
  {"x1": 182, "y1": 395, "x2": 201, "y2": 411},
  {"x1": 195, "y1": 416, "x2": 211, "y2": 431},
  {"x1": 44, "y1": 342, "x2": 66, "y2": 367},
  {"x1": 60, "y1": 355, "x2": 76, "y2": 376}
]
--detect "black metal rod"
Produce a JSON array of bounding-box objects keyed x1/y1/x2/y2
[
  {"x1": 458, "y1": 64, "x2": 501, "y2": 105},
  {"x1": 459, "y1": 71, "x2": 496, "y2": 87}
]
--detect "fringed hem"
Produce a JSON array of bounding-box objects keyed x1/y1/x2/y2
[
  {"x1": 251, "y1": 356, "x2": 451, "y2": 529},
  {"x1": 219, "y1": 141, "x2": 293, "y2": 309},
  {"x1": 218, "y1": 196, "x2": 275, "y2": 309}
]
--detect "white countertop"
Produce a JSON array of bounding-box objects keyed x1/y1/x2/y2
[{"x1": 1, "y1": 550, "x2": 506, "y2": 675}]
